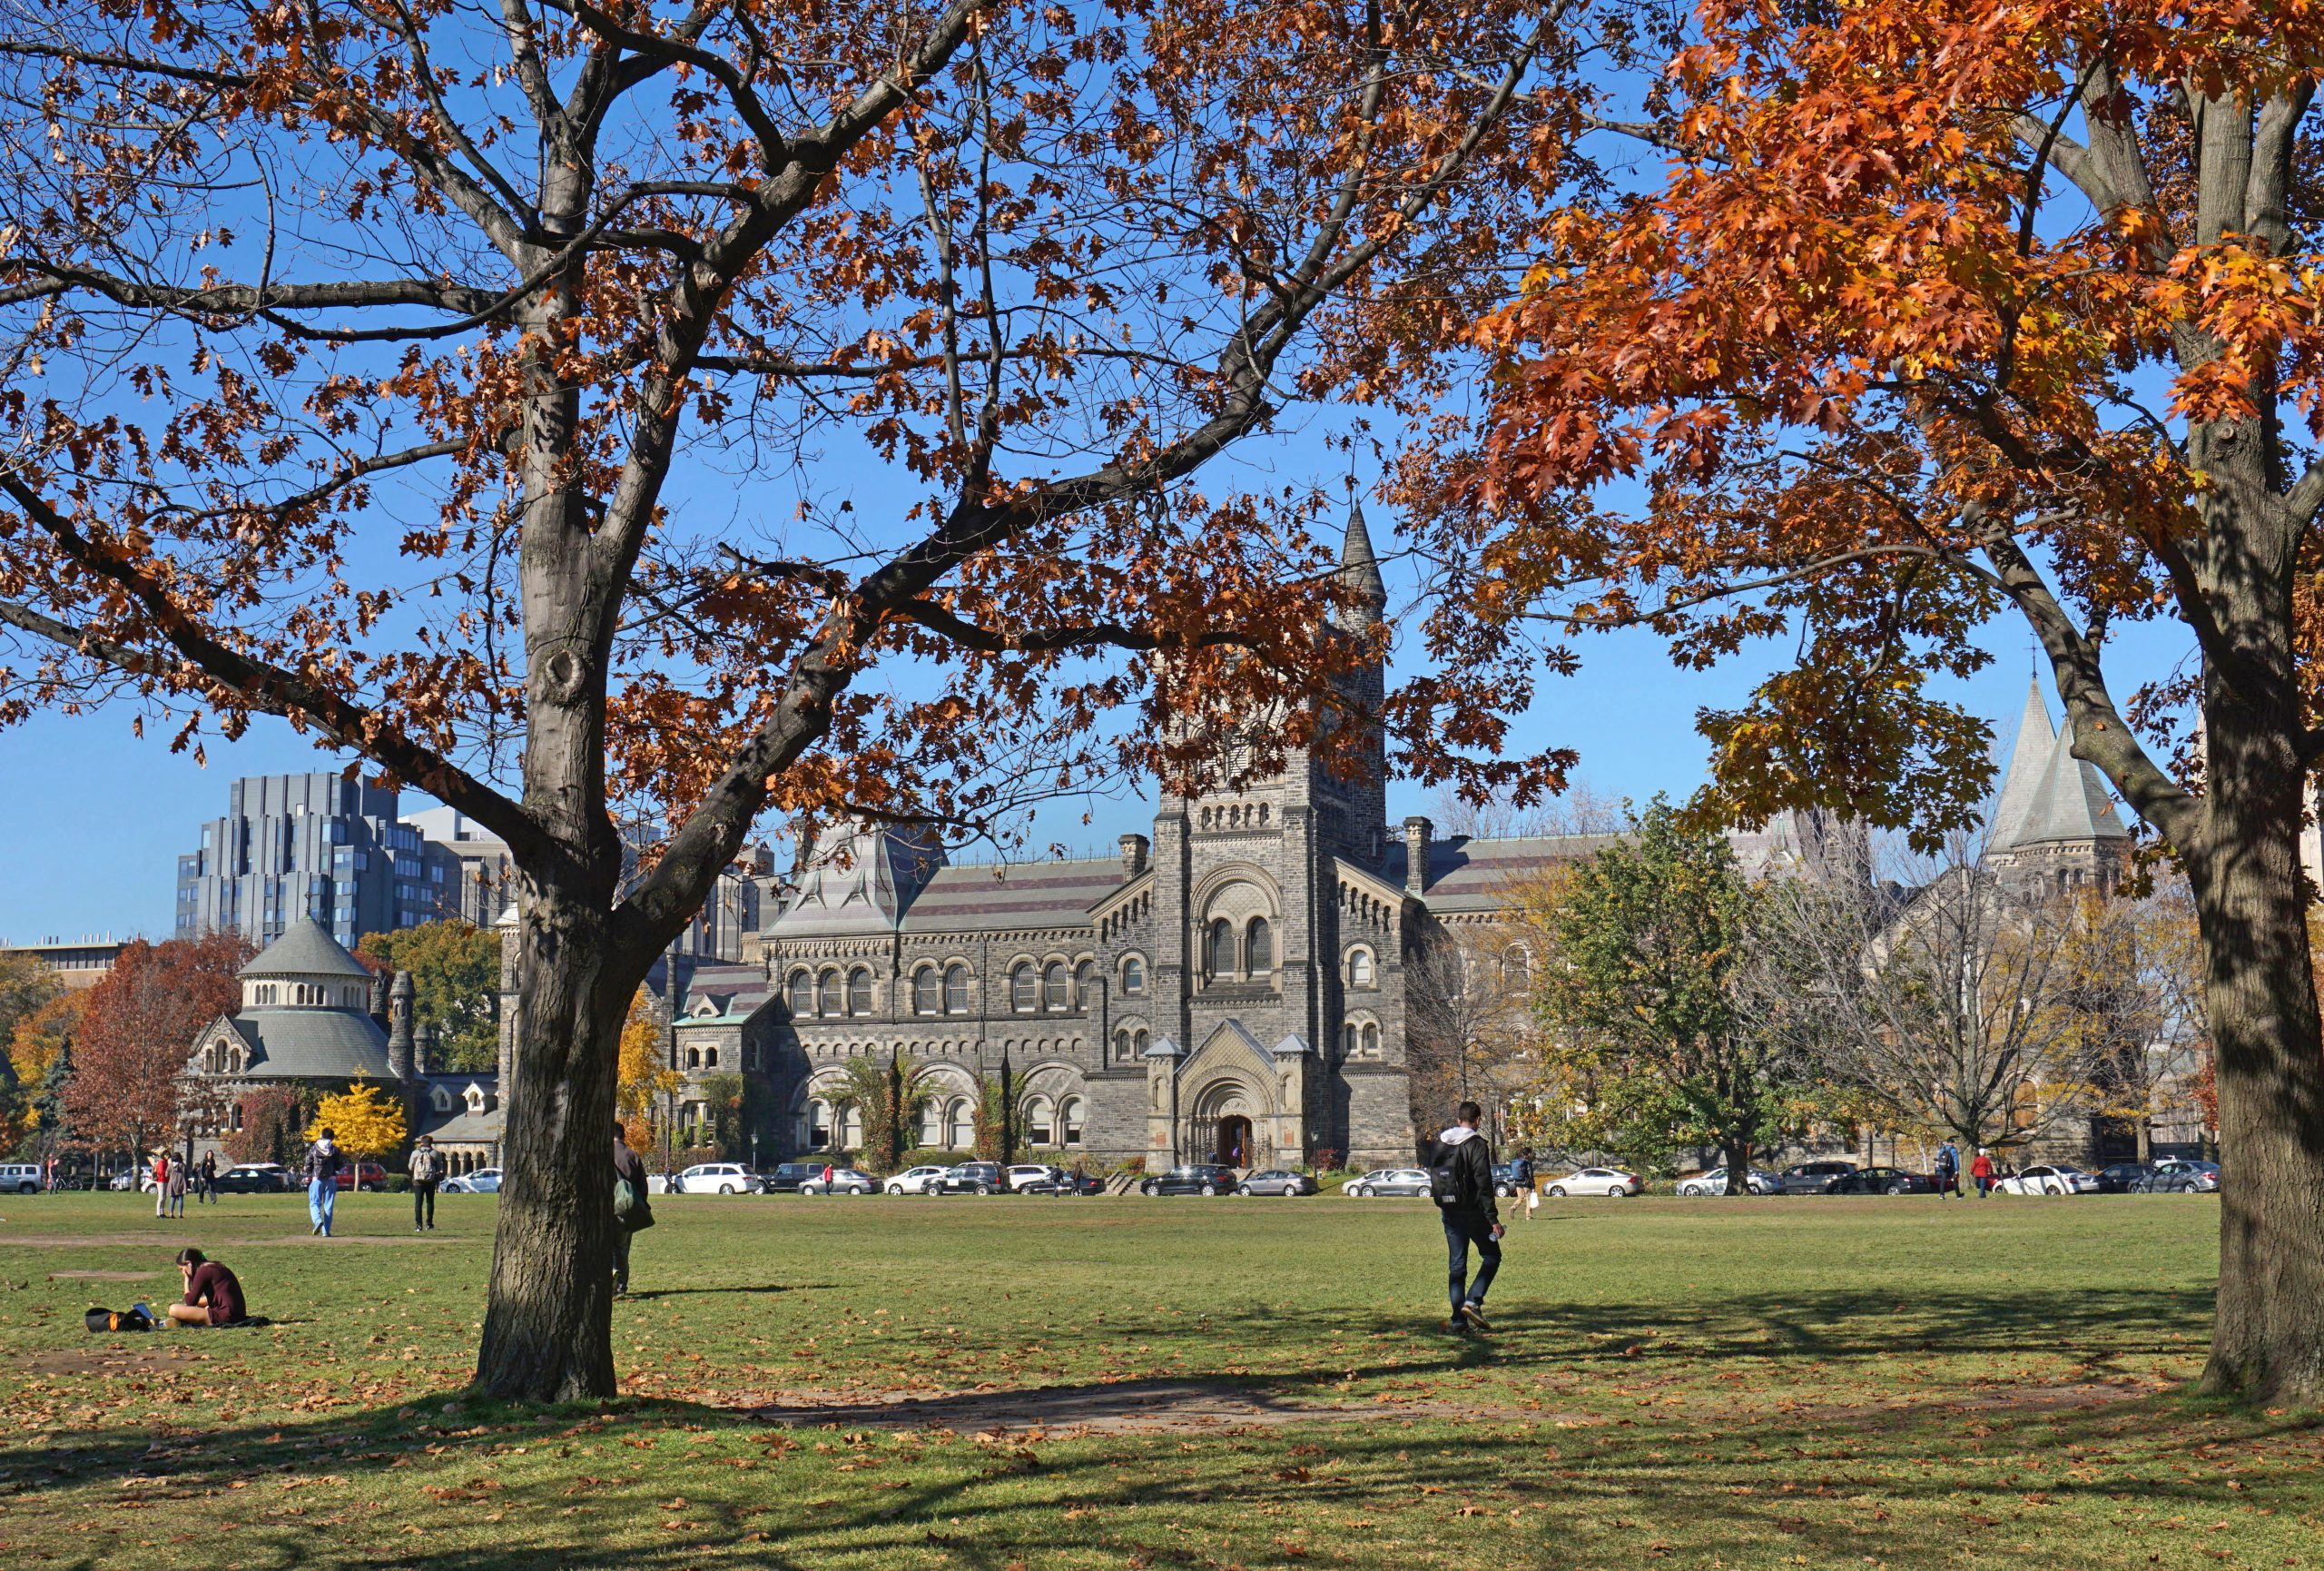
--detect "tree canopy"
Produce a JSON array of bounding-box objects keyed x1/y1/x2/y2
[{"x1": 358, "y1": 921, "x2": 503, "y2": 1073}]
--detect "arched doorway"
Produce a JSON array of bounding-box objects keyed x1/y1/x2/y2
[{"x1": 1214, "y1": 1114, "x2": 1253, "y2": 1168}]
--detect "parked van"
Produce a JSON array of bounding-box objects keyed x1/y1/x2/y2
[{"x1": 0, "y1": 1162, "x2": 46, "y2": 1194}]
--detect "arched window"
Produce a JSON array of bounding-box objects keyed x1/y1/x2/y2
[
  {"x1": 948, "y1": 1097, "x2": 975, "y2": 1149},
  {"x1": 807, "y1": 1099, "x2": 832, "y2": 1150},
  {"x1": 848, "y1": 967, "x2": 873, "y2": 1016},
  {"x1": 1044, "y1": 961, "x2": 1069, "y2": 1012},
  {"x1": 1062, "y1": 1097, "x2": 1085, "y2": 1145},
  {"x1": 705, "y1": 1046, "x2": 720, "y2": 1068},
  {"x1": 1362, "y1": 1023, "x2": 1381, "y2": 1058},
  {"x1": 1026, "y1": 1098, "x2": 1054, "y2": 1147},
  {"x1": 1501, "y1": 945, "x2": 1531, "y2": 987},
  {"x1": 1011, "y1": 963, "x2": 1039, "y2": 1013},
  {"x1": 1208, "y1": 919, "x2": 1236, "y2": 978},
  {"x1": 1246, "y1": 917, "x2": 1273, "y2": 975},
  {"x1": 788, "y1": 971, "x2": 813, "y2": 1016},
  {"x1": 1120, "y1": 955, "x2": 1146, "y2": 995},
  {"x1": 1115, "y1": 1029, "x2": 1131, "y2": 1062},
  {"x1": 686, "y1": 1046, "x2": 701, "y2": 1069},
  {"x1": 840, "y1": 1102, "x2": 863, "y2": 1150},
  {"x1": 921, "y1": 1099, "x2": 947, "y2": 1145},
  {"x1": 817, "y1": 969, "x2": 843, "y2": 1016},
  {"x1": 1348, "y1": 947, "x2": 1376, "y2": 988},
  {"x1": 1341, "y1": 1023, "x2": 1357, "y2": 1060},
  {"x1": 1134, "y1": 1029, "x2": 1150, "y2": 1058},
  {"x1": 944, "y1": 963, "x2": 970, "y2": 1014},
  {"x1": 913, "y1": 967, "x2": 940, "y2": 1015},
  {"x1": 1075, "y1": 959, "x2": 1095, "y2": 1005}
]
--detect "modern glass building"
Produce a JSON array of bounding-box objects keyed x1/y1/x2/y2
[{"x1": 174, "y1": 773, "x2": 449, "y2": 948}]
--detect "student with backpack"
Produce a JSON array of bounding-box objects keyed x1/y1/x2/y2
[
  {"x1": 1425, "y1": 1100, "x2": 1504, "y2": 1334},
  {"x1": 613, "y1": 1123, "x2": 653, "y2": 1297}
]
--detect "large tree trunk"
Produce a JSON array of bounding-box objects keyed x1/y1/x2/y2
[
  {"x1": 2191, "y1": 697, "x2": 2324, "y2": 1405},
  {"x1": 474, "y1": 881, "x2": 643, "y2": 1399},
  {"x1": 1721, "y1": 1136, "x2": 1753, "y2": 1196}
]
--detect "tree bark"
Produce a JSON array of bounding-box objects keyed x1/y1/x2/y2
[
  {"x1": 1721, "y1": 1135, "x2": 1753, "y2": 1197},
  {"x1": 2189, "y1": 687, "x2": 2324, "y2": 1405}
]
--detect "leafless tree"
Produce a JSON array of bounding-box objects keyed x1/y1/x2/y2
[{"x1": 1404, "y1": 921, "x2": 1537, "y2": 1139}]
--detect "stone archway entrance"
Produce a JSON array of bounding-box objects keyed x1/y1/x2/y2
[
  {"x1": 1187, "y1": 1079, "x2": 1261, "y2": 1171},
  {"x1": 1214, "y1": 1114, "x2": 1253, "y2": 1168}
]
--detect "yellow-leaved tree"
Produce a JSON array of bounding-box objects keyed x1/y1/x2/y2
[
  {"x1": 616, "y1": 993, "x2": 680, "y2": 1155},
  {"x1": 305, "y1": 1081, "x2": 409, "y2": 1167}
]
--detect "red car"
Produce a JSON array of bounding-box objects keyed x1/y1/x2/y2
[{"x1": 332, "y1": 1161, "x2": 388, "y2": 1191}]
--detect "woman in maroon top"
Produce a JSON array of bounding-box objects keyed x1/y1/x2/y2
[{"x1": 164, "y1": 1248, "x2": 247, "y2": 1327}]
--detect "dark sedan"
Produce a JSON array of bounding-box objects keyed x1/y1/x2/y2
[
  {"x1": 2096, "y1": 1161, "x2": 2162, "y2": 1193},
  {"x1": 1140, "y1": 1163, "x2": 1237, "y2": 1196},
  {"x1": 1236, "y1": 1169, "x2": 1317, "y2": 1196},
  {"x1": 213, "y1": 1163, "x2": 293, "y2": 1194},
  {"x1": 1773, "y1": 1160, "x2": 1859, "y2": 1195},
  {"x1": 1827, "y1": 1165, "x2": 1936, "y2": 1195},
  {"x1": 1018, "y1": 1170, "x2": 1105, "y2": 1195}
]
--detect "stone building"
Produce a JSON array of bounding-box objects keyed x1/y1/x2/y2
[
  {"x1": 1985, "y1": 680, "x2": 2132, "y2": 888},
  {"x1": 180, "y1": 918, "x2": 503, "y2": 1171},
  {"x1": 665, "y1": 509, "x2": 1610, "y2": 1171}
]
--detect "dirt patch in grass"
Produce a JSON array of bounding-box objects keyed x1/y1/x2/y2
[
  {"x1": 15, "y1": 1343, "x2": 208, "y2": 1378},
  {"x1": 746, "y1": 1377, "x2": 1525, "y2": 1435},
  {"x1": 47, "y1": 1270, "x2": 161, "y2": 1280}
]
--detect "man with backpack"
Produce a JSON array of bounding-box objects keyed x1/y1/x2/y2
[
  {"x1": 303, "y1": 1128, "x2": 343, "y2": 1237},
  {"x1": 613, "y1": 1123, "x2": 652, "y2": 1298},
  {"x1": 1426, "y1": 1100, "x2": 1504, "y2": 1334},
  {"x1": 1933, "y1": 1141, "x2": 1960, "y2": 1200},
  {"x1": 408, "y1": 1135, "x2": 444, "y2": 1233}
]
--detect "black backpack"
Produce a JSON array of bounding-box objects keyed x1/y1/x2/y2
[{"x1": 1428, "y1": 1141, "x2": 1472, "y2": 1207}]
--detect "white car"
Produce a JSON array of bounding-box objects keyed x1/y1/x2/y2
[
  {"x1": 885, "y1": 1164, "x2": 951, "y2": 1195},
  {"x1": 675, "y1": 1162, "x2": 763, "y2": 1194},
  {"x1": 800, "y1": 1167, "x2": 876, "y2": 1196},
  {"x1": 1677, "y1": 1167, "x2": 1778, "y2": 1197},
  {"x1": 1544, "y1": 1167, "x2": 1642, "y2": 1198},
  {"x1": 1991, "y1": 1164, "x2": 2099, "y2": 1196},
  {"x1": 439, "y1": 1167, "x2": 502, "y2": 1194},
  {"x1": 1005, "y1": 1163, "x2": 1062, "y2": 1192}
]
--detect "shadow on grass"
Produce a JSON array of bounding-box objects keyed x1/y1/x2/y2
[{"x1": 622, "y1": 1283, "x2": 841, "y2": 1300}]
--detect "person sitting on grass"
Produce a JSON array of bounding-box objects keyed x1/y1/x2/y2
[{"x1": 162, "y1": 1247, "x2": 247, "y2": 1328}]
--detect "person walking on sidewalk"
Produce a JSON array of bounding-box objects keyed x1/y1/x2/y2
[
  {"x1": 303, "y1": 1128, "x2": 344, "y2": 1237},
  {"x1": 408, "y1": 1135, "x2": 444, "y2": 1233},
  {"x1": 1425, "y1": 1100, "x2": 1504, "y2": 1335}
]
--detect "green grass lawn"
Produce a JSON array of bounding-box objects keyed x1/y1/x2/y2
[{"x1": 4, "y1": 1188, "x2": 2319, "y2": 1570}]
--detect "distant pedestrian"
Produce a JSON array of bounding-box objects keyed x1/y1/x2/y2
[
  {"x1": 613, "y1": 1123, "x2": 651, "y2": 1297},
  {"x1": 162, "y1": 1248, "x2": 248, "y2": 1328},
  {"x1": 164, "y1": 1157, "x2": 189, "y2": 1218},
  {"x1": 198, "y1": 1151, "x2": 218, "y2": 1205},
  {"x1": 409, "y1": 1135, "x2": 444, "y2": 1233},
  {"x1": 1424, "y1": 1100, "x2": 1503, "y2": 1335},
  {"x1": 1969, "y1": 1148, "x2": 1995, "y2": 1199},
  {"x1": 151, "y1": 1152, "x2": 171, "y2": 1218},
  {"x1": 1933, "y1": 1141, "x2": 1959, "y2": 1199},
  {"x1": 303, "y1": 1128, "x2": 343, "y2": 1237}
]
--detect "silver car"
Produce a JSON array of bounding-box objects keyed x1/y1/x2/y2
[{"x1": 799, "y1": 1167, "x2": 876, "y2": 1195}]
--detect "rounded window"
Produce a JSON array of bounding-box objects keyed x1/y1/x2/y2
[
  {"x1": 1246, "y1": 917, "x2": 1273, "y2": 975},
  {"x1": 948, "y1": 1097, "x2": 976, "y2": 1150},
  {"x1": 913, "y1": 967, "x2": 940, "y2": 1015},
  {"x1": 1061, "y1": 1097, "x2": 1086, "y2": 1146},
  {"x1": 788, "y1": 971, "x2": 814, "y2": 1017},
  {"x1": 1208, "y1": 919, "x2": 1236, "y2": 978},
  {"x1": 1347, "y1": 948, "x2": 1376, "y2": 988},
  {"x1": 817, "y1": 969, "x2": 843, "y2": 1016},
  {"x1": 1026, "y1": 1097, "x2": 1055, "y2": 1148},
  {"x1": 686, "y1": 1046, "x2": 701, "y2": 1069},
  {"x1": 1119, "y1": 955, "x2": 1146, "y2": 995},
  {"x1": 848, "y1": 967, "x2": 873, "y2": 1017},
  {"x1": 807, "y1": 1099, "x2": 832, "y2": 1150},
  {"x1": 1011, "y1": 964, "x2": 1039, "y2": 1013},
  {"x1": 944, "y1": 963, "x2": 970, "y2": 1014},
  {"x1": 1044, "y1": 961, "x2": 1069, "y2": 1012},
  {"x1": 1362, "y1": 1023, "x2": 1381, "y2": 1057}
]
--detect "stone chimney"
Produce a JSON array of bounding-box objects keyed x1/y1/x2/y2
[
  {"x1": 414, "y1": 1021, "x2": 438, "y2": 1077},
  {"x1": 1403, "y1": 815, "x2": 1433, "y2": 898},
  {"x1": 387, "y1": 970, "x2": 417, "y2": 1081},
  {"x1": 1119, "y1": 834, "x2": 1150, "y2": 879},
  {"x1": 369, "y1": 967, "x2": 391, "y2": 1025}
]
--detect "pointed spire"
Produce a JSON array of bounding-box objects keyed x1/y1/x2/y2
[
  {"x1": 1989, "y1": 679, "x2": 2056, "y2": 850},
  {"x1": 1338, "y1": 492, "x2": 1386, "y2": 628},
  {"x1": 2013, "y1": 718, "x2": 2130, "y2": 846}
]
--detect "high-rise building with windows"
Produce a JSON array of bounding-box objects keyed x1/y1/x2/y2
[{"x1": 174, "y1": 773, "x2": 450, "y2": 948}]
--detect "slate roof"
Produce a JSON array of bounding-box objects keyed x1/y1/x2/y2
[
  {"x1": 1339, "y1": 499, "x2": 1387, "y2": 611},
  {"x1": 1989, "y1": 680, "x2": 2058, "y2": 848},
  {"x1": 768, "y1": 822, "x2": 947, "y2": 936},
  {"x1": 2012, "y1": 718, "x2": 2130, "y2": 845},
  {"x1": 225, "y1": 1008, "x2": 396, "y2": 1080},
  {"x1": 683, "y1": 963, "x2": 772, "y2": 1019},
  {"x1": 239, "y1": 917, "x2": 374, "y2": 980},
  {"x1": 1388, "y1": 834, "x2": 1616, "y2": 913},
  {"x1": 900, "y1": 857, "x2": 1126, "y2": 933}
]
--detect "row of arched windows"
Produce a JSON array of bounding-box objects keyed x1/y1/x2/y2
[
  {"x1": 1113, "y1": 1026, "x2": 1151, "y2": 1062},
  {"x1": 1206, "y1": 916, "x2": 1274, "y2": 981},
  {"x1": 802, "y1": 1092, "x2": 1089, "y2": 1151},
  {"x1": 680, "y1": 1043, "x2": 762, "y2": 1071},
  {"x1": 788, "y1": 956, "x2": 1146, "y2": 1020},
  {"x1": 787, "y1": 966, "x2": 877, "y2": 1019},
  {"x1": 250, "y1": 982, "x2": 363, "y2": 1007}
]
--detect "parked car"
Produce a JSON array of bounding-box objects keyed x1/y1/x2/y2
[
  {"x1": 331, "y1": 1160, "x2": 388, "y2": 1192},
  {"x1": 1019, "y1": 1170, "x2": 1106, "y2": 1195},
  {"x1": 1677, "y1": 1166, "x2": 1779, "y2": 1197},
  {"x1": 1991, "y1": 1163, "x2": 2100, "y2": 1196},
  {"x1": 0, "y1": 1162, "x2": 44, "y2": 1194},
  {"x1": 1006, "y1": 1163, "x2": 1063, "y2": 1191},
  {"x1": 1543, "y1": 1167, "x2": 1643, "y2": 1198},
  {"x1": 1490, "y1": 1161, "x2": 1536, "y2": 1198},
  {"x1": 1141, "y1": 1162, "x2": 1238, "y2": 1197},
  {"x1": 762, "y1": 1161, "x2": 829, "y2": 1193},
  {"x1": 2094, "y1": 1161, "x2": 2157, "y2": 1193},
  {"x1": 1827, "y1": 1165, "x2": 1936, "y2": 1195},
  {"x1": 799, "y1": 1167, "x2": 876, "y2": 1196},
  {"x1": 1344, "y1": 1168, "x2": 1433, "y2": 1198},
  {"x1": 933, "y1": 1161, "x2": 1007, "y2": 1195},
  {"x1": 440, "y1": 1167, "x2": 501, "y2": 1193},
  {"x1": 2145, "y1": 1158, "x2": 2221, "y2": 1192},
  {"x1": 1237, "y1": 1169, "x2": 1317, "y2": 1197},
  {"x1": 214, "y1": 1163, "x2": 293, "y2": 1194},
  {"x1": 674, "y1": 1161, "x2": 765, "y2": 1194},
  {"x1": 1772, "y1": 1161, "x2": 1859, "y2": 1195},
  {"x1": 885, "y1": 1164, "x2": 952, "y2": 1195},
  {"x1": 107, "y1": 1169, "x2": 143, "y2": 1191}
]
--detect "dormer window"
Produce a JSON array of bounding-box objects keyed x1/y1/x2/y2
[
  {"x1": 465, "y1": 1085, "x2": 486, "y2": 1115},
  {"x1": 432, "y1": 1087, "x2": 453, "y2": 1112}
]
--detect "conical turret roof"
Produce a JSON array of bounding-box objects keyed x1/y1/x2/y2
[
  {"x1": 2011, "y1": 718, "x2": 2129, "y2": 845},
  {"x1": 237, "y1": 917, "x2": 372, "y2": 980},
  {"x1": 1338, "y1": 498, "x2": 1386, "y2": 618},
  {"x1": 1989, "y1": 680, "x2": 2057, "y2": 848}
]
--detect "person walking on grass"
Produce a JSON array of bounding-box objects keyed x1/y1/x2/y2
[
  {"x1": 409, "y1": 1135, "x2": 444, "y2": 1233},
  {"x1": 164, "y1": 1155, "x2": 188, "y2": 1218},
  {"x1": 1426, "y1": 1100, "x2": 1504, "y2": 1335},
  {"x1": 1933, "y1": 1141, "x2": 1959, "y2": 1200},
  {"x1": 1969, "y1": 1147, "x2": 1995, "y2": 1199},
  {"x1": 304, "y1": 1127, "x2": 343, "y2": 1237},
  {"x1": 613, "y1": 1123, "x2": 651, "y2": 1298},
  {"x1": 151, "y1": 1151, "x2": 171, "y2": 1218},
  {"x1": 197, "y1": 1151, "x2": 218, "y2": 1205}
]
